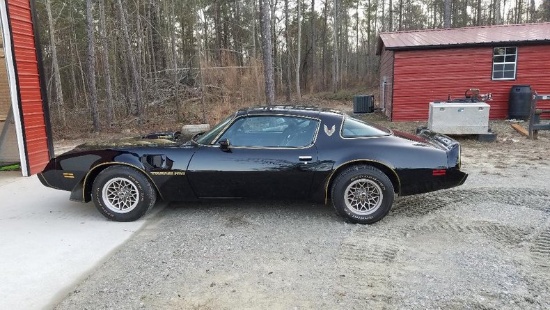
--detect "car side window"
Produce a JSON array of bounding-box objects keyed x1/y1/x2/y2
[
  {"x1": 342, "y1": 116, "x2": 390, "y2": 138},
  {"x1": 218, "y1": 116, "x2": 319, "y2": 148}
]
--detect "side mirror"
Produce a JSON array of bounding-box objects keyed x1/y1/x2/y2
[{"x1": 218, "y1": 138, "x2": 231, "y2": 152}]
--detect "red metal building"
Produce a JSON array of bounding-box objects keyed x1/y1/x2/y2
[
  {"x1": 0, "y1": 0, "x2": 52, "y2": 176},
  {"x1": 377, "y1": 23, "x2": 550, "y2": 121}
]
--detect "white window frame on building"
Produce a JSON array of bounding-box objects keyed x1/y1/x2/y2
[{"x1": 492, "y1": 47, "x2": 517, "y2": 80}]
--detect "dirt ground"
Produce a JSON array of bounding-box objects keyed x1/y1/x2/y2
[{"x1": 53, "y1": 108, "x2": 550, "y2": 309}]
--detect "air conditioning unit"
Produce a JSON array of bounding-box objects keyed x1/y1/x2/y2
[
  {"x1": 353, "y1": 95, "x2": 374, "y2": 113},
  {"x1": 428, "y1": 102, "x2": 490, "y2": 134}
]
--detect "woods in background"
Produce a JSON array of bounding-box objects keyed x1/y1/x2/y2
[{"x1": 35, "y1": 0, "x2": 550, "y2": 133}]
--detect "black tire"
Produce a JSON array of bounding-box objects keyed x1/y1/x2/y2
[
  {"x1": 331, "y1": 165, "x2": 394, "y2": 224},
  {"x1": 92, "y1": 165, "x2": 156, "y2": 222}
]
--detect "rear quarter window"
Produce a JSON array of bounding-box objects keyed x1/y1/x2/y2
[{"x1": 342, "y1": 117, "x2": 390, "y2": 138}]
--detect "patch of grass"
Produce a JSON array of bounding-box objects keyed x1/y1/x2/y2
[
  {"x1": 0, "y1": 163, "x2": 20, "y2": 171},
  {"x1": 314, "y1": 88, "x2": 375, "y2": 101}
]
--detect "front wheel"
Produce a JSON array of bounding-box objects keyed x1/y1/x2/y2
[
  {"x1": 331, "y1": 165, "x2": 394, "y2": 224},
  {"x1": 92, "y1": 166, "x2": 156, "y2": 222}
]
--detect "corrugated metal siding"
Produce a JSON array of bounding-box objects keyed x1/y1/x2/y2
[
  {"x1": 391, "y1": 45, "x2": 550, "y2": 121},
  {"x1": 379, "y1": 49, "x2": 394, "y2": 119},
  {"x1": 8, "y1": 0, "x2": 50, "y2": 174}
]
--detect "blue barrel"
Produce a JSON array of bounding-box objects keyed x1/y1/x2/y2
[{"x1": 508, "y1": 85, "x2": 531, "y2": 120}]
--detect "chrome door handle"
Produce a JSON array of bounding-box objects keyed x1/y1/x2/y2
[{"x1": 299, "y1": 156, "x2": 312, "y2": 161}]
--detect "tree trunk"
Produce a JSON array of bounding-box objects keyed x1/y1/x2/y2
[
  {"x1": 260, "y1": 0, "x2": 275, "y2": 105},
  {"x1": 296, "y1": 0, "x2": 302, "y2": 99},
  {"x1": 398, "y1": 0, "x2": 403, "y2": 30},
  {"x1": 332, "y1": 0, "x2": 339, "y2": 92},
  {"x1": 251, "y1": 0, "x2": 261, "y2": 100},
  {"x1": 380, "y1": 0, "x2": 385, "y2": 31},
  {"x1": 68, "y1": 6, "x2": 79, "y2": 107},
  {"x1": 310, "y1": 0, "x2": 316, "y2": 94},
  {"x1": 150, "y1": 0, "x2": 164, "y2": 76},
  {"x1": 196, "y1": 16, "x2": 207, "y2": 123},
  {"x1": 389, "y1": 0, "x2": 393, "y2": 31},
  {"x1": 476, "y1": 0, "x2": 482, "y2": 25},
  {"x1": 45, "y1": 0, "x2": 66, "y2": 126},
  {"x1": 529, "y1": 0, "x2": 535, "y2": 22},
  {"x1": 284, "y1": 0, "x2": 291, "y2": 102},
  {"x1": 494, "y1": 0, "x2": 502, "y2": 24},
  {"x1": 86, "y1": 0, "x2": 100, "y2": 132},
  {"x1": 355, "y1": 0, "x2": 359, "y2": 79},
  {"x1": 117, "y1": 0, "x2": 142, "y2": 118},
  {"x1": 251, "y1": 0, "x2": 257, "y2": 59},
  {"x1": 516, "y1": 0, "x2": 523, "y2": 23},
  {"x1": 322, "y1": 0, "x2": 329, "y2": 88},
  {"x1": 170, "y1": 0, "x2": 181, "y2": 121},
  {"x1": 99, "y1": 0, "x2": 114, "y2": 126},
  {"x1": 271, "y1": 0, "x2": 279, "y2": 94},
  {"x1": 444, "y1": 0, "x2": 452, "y2": 28}
]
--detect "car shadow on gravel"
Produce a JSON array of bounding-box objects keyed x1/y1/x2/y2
[{"x1": 164, "y1": 200, "x2": 341, "y2": 224}]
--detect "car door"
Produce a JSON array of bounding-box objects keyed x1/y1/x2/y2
[{"x1": 186, "y1": 115, "x2": 320, "y2": 199}]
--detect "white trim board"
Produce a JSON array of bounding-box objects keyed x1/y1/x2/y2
[{"x1": 0, "y1": 0, "x2": 29, "y2": 176}]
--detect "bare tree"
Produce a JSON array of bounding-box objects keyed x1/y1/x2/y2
[
  {"x1": 476, "y1": 0, "x2": 482, "y2": 25},
  {"x1": 260, "y1": 0, "x2": 275, "y2": 105},
  {"x1": 530, "y1": 0, "x2": 536, "y2": 22},
  {"x1": 45, "y1": 0, "x2": 65, "y2": 126},
  {"x1": 494, "y1": 0, "x2": 502, "y2": 24},
  {"x1": 444, "y1": 0, "x2": 452, "y2": 28},
  {"x1": 85, "y1": 0, "x2": 100, "y2": 132},
  {"x1": 310, "y1": 0, "x2": 317, "y2": 94},
  {"x1": 98, "y1": 0, "x2": 114, "y2": 126},
  {"x1": 117, "y1": 0, "x2": 142, "y2": 118},
  {"x1": 296, "y1": 0, "x2": 302, "y2": 99},
  {"x1": 332, "y1": 0, "x2": 339, "y2": 92},
  {"x1": 389, "y1": 0, "x2": 393, "y2": 31},
  {"x1": 284, "y1": 0, "x2": 291, "y2": 102}
]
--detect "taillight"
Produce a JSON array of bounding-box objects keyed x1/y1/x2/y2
[{"x1": 433, "y1": 169, "x2": 446, "y2": 176}]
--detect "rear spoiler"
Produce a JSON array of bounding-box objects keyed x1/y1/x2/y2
[
  {"x1": 416, "y1": 127, "x2": 461, "y2": 168},
  {"x1": 416, "y1": 127, "x2": 459, "y2": 151}
]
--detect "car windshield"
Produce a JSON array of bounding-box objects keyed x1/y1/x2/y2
[
  {"x1": 342, "y1": 116, "x2": 390, "y2": 138},
  {"x1": 194, "y1": 115, "x2": 234, "y2": 145}
]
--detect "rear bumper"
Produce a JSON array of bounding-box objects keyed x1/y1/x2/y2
[
  {"x1": 399, "y1": 168, "x2": 467, "y2": 196},
  {"x1": 37, "y1": 172, "x2": 57, "y2": 189}
]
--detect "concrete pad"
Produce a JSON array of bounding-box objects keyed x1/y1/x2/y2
[
  {"x1": 0, "y1": 173, "x2": 154, "y2": 309},
  {"x1": 0, "y1": 170, "x2": 20, "y2": 186}
]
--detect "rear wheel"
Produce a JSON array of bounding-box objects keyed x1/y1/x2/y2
[
  {"x1": 92, "y1": 166, "x2": 156, "y2": 222},
  {"x1": 331, "y1": 165, "x2": 394, "y2": 224}
]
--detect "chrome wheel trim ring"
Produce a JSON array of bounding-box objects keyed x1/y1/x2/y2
[
  {"x1": 102, "y1": 177, "x2": 139, "y2": 214},
  {"x1": 344, "y1": 178, "x2": 383, "y2": 215}
]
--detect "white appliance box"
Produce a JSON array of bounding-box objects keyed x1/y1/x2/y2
[{"x1": 428, "y1": 102, "x2": 490, "y2": 134}]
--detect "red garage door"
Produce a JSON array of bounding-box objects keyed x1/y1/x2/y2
[{"x1": 2, "y1": 0, "x2": 52, "y2": 176}]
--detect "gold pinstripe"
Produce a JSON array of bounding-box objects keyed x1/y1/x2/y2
[{"x1": 37, "y1": 173, "x2": 62, "y2": 190}]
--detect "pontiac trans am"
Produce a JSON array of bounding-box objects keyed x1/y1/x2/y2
[{"x1": 38, "y1": 106, "x2": 467, "y2": 224}]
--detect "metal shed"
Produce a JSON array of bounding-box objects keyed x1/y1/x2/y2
[
  {"x1": 0, "y1": 0, "x2": 52, "y2": 176},
  {"x1": 377, "y1": 23, "x2": 550, "y2": 121}
]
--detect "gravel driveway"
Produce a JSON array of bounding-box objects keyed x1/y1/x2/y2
[{"x1": 55, "y1": 119, "x2": 550, "y2": 309}]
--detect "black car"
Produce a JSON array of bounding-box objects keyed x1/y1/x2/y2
[{"x1": 38, "y1": 106, "x2": 467, "y2": 224}]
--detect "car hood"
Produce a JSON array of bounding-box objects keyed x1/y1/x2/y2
[{"x1": 68, "y1": 131, "x2": 188, "y2": 153}]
